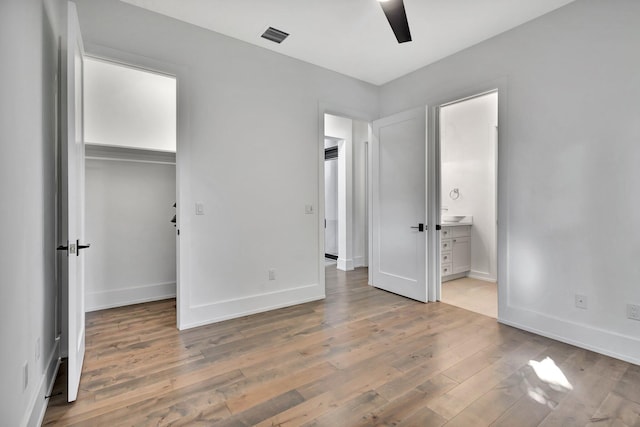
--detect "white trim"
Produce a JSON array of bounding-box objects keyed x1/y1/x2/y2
[
  {"x1": 499, "y1": 306, "x2": 640, "y2": 366},
  {"x1": 83, "y1": 42, "x2": 190, "y2": 330},
  {"x1": 25, "y1": 340, "x2": 60, "y2": 427},
  {"x1": 468, "y1": 271, "x2": 497, "y2": 282},
  {"x1": 353, "y1": 255, "x2": 366, "y2": 268},
  {"x1": 86, "y1": 282, "x2": 176, "y2": 312},
  {"x1": 181, "y1": 283, "x2": 324, "y2": 330},
  {"x1": 441, "y1": 272, "x2": 467, "y2": 283},
  {"x1": 85, "y1": 143, "x2": 176, "y2": 164},
  {"x1": 337, "y1": 257, "x2": 354, "y2": 271}
]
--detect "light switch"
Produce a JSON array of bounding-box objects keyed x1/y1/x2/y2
[
  {"x1": 195, "y1": 202, "x2": 205, "y2": 215},
  {"x1": 305, "y1": 204, "x2": 314, "y2": 214}
]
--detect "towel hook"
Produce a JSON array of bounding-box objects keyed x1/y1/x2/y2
[{"x1": 449, "y1": 188, "x2": 460, "y2": 200}]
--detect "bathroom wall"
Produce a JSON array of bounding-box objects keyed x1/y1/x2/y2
[{"x1": 441, "y1": 92, "x2": 497, "y2": 281}]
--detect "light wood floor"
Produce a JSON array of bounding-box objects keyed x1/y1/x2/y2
[
  {"x1": 441, "y1": 277, "x2": 498, "y2": 319},
  {"x1": 44, "y1": 268, "x2": 639, "y2": 426}
]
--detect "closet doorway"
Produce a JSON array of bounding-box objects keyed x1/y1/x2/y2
[{"x1": 83, "y1": 56, "x2": 178, "y2": 316}]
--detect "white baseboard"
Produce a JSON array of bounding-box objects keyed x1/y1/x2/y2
[
  {"x1": 337, "y1": 258, "x2": 354, "y2": 271},
  {"x1": 468, "y1": 271, "x2": 497, "y2": 282},
  {"x1": 86, "y1": 281, "x2": 176, "y2": 312},
  {"x1": 181, "y1": 283, "x2": 325, "y2": 330},
  {"x1": 353, "y1": 256, "x2": 367, "y2": 268},
  {"x1": 442, "y1": 272, "x2": 467, "y2": 282},
  {"x1": 499, "y1": 305, "x2": 640, "y2": 366},
  {"x1": 25, "y1": 339, "x2": 60, "y2": 427}
]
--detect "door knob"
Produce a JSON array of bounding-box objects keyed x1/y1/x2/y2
[
  {"x1": 409, "y1": 223, "x2": 424, "y2": 232},
  {"x1": 76, "y1": 239, "x2": 91, "y2": 256}
]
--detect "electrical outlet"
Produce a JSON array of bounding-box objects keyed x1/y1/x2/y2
[
  {"x1": 627, "y1": 304, "x2": 640, "y2": 321},
  {"x1": 305, "y1": 204, "x2": 314, "y2": 214},
  {"x1": 268, "y1": 269, "x2": 276, "y2": 281},
  {"x1": 23, "y1": 362, "x2": 28, "y2": 391},
  {"x1": 575, "y1": 294, "x2": 588, "y2": 309}
]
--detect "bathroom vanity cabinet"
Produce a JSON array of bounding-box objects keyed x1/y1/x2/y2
[{"x1": 441, "y1": 224, "x2": 471, "y2": 281}]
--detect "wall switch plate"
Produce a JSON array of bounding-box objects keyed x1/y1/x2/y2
[
  {"x1": 268, "y1": 269, "x2": 276, "y2": 281},
  {"x1": 195, "y1": 202, "x2": 205, "y2": 215},
  {"x1": 627, "y1": 304, "x2": 640, "y2": 321},
  {"x1": 305, "y1": 204, "x2": 314, "y2": 214},
  {"x1": 575, "y1": 294, "x2": 588, "y2": 309}
]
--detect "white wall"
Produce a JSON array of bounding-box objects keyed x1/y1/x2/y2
[
  {"x1": 0, "y1": 0, "x2": 62, "y2": 425},
  {"x1": 380, "y1": 0, "x2": 640, "y2": 364},
  {"x1": 84, "y1": 57, "x2": 176, "y2": 152},
  {"x1": 441, "y1": 92, "x2": 497, "y2": 281},
  {"x1": 85, "y1": 158, "x2": 176, "y2": 311},
  {"x1": 75, "y1": 0, "x2": 379, "y2": 329}
]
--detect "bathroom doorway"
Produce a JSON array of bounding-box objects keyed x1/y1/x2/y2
[{"x1": 437, "y1": 91, "x2": 498, "y2": 318}]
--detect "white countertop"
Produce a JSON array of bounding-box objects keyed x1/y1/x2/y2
[{"x1": 441, "y1": 221, "x2": 472, "y2": 227}]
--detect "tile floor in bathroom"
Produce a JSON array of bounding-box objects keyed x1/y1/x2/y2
[{"x1": 441, "y1": 277, "x2": 497, "y2": 318}]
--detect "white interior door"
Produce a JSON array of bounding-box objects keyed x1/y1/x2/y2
[
  {"x1": 60, "y1": 1, "x2": 87, "y2": 402},
  {"x1": 371, "y1": 107, "x2": 427, "y2": 302}
]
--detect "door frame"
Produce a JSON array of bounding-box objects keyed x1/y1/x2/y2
[
  {"x1": 426, "y1": 78, "x2": 507, "y2": 316},
  {"x1": 323, "y1": 141, "x2": 339, "y2": 260},
  {"x1": 79, "y1": 43, "x2": 190, "y2": 329},
  {"x1": 317, "y1": 103, "x2": 374, "y2": 292}
]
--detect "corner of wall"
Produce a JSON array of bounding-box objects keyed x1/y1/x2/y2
[
  {"x1": 498, "y1": 305, "x2": 640, "y2": 366},
  {"x1": 25, "y1": 339, "x2": 60, "y2": 427},
  {"x1": 179, "y1": 283, "x2": 325, "y2": 330}
]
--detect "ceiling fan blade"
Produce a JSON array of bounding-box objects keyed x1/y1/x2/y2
[{"x1": 380, "y1": 0, "x2": 412, "y2": 43}]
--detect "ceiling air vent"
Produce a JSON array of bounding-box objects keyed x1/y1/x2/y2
[{"x1": 261, "y1": 27, "x2": 289, "y2": 44}]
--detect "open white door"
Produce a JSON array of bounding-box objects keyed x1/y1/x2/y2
[
  {"x1": 58, "y1": 1, "x2": 87, "y2": 402},
  {"x1": 371, "y1": 107, "x2": 427, "y2": 302}
]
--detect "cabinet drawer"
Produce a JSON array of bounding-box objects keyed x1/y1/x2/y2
[
  {"x1": 452, "y1": 225, "x2": 471, "y2": 238},
  {"x1": 441, "y1": 239, "x2": 452, "y2": 252},
  {"x1": 441, "y1": 250, "x2": 452, "y2": 264},
  {"x1": 441, "y1": 263, "x2": 453, "y2": 276},
  {"x1": 441, "y1": 227, "x2": 453, "y2": 240}
]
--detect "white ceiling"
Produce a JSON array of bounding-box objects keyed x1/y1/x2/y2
[{"x1": 121, "y1": 0, "x2": 575, "y2": 85}]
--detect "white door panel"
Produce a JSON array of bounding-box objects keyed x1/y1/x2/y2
[
  {"x1": 371, "y1": 108, "x2": 427, "y2": 302},
  {"x1": 60, "y1": 1, "x2": 86, "y2": 402}
]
